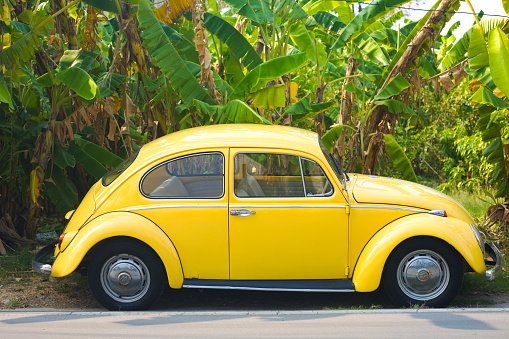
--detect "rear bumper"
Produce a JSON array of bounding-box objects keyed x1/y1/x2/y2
[
  {"x1": 485, "y1": 242, "x2": 502, "y2": 281},
  {"x1": 32, "y1": 242, "x2": 57, "y2": 275}
]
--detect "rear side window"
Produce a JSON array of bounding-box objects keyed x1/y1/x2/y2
[
  {"x1": 141, "y1": 152, "x2": 224, "y2": 198},
  {"x1": 102, "y1": 152, "x2": 138, "y2": 186}
]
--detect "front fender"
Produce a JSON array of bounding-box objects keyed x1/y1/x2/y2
[
  {"x1": 51, "y1": 211, "x2": 184, "y2": 289},
  {"x1": 352, "y1": 213, "x2": 485, "y2": 292}
]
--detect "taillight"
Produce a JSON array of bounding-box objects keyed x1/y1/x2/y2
[{"x1": 58, "y1": 233, "x2": 67, "y2": 250}]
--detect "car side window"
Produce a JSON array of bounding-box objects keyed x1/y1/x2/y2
[
  {"x1": 234, "y1": 153, "x2": 333, "y2": 198},
  {"x1": 141, "y1": 152, "x2": 224, "y2": 198},
  {"x1": 234, "y1": 153, "x2": 304, "y2": 197},
  {"x1": 301, "y1": 158, "x2": 333, "y2": 197}
]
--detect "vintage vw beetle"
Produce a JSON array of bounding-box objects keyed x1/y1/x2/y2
[{"x1": 33, "y1": 124, "x2": 501, "y2": 310}]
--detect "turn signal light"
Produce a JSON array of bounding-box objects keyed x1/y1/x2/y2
[
  {"x1": 58, "y1": 233, "x2": 67, "y2": 250},
  {"x1": 428, "y1": 209, "x2": 447, "y2": 217}
]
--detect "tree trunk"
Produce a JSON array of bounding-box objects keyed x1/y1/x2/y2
[
  {"x1": 363, "y1": 0, "x2": 459, "y2": 174},
  {"x1": 334, "y1": 55, "x2": 358, "y2": 165}
]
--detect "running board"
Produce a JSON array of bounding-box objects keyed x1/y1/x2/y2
[{"x1": 182, "y1": 279, "x2": 355, "y2": 292}]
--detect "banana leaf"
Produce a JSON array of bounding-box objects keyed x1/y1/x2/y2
[
  {"x1": 82, "y1": 0, "x2": 120, "y2": 14},
  {"x1": 286, "y1": 97, "x2": 333, "y2": 115},
  {"x1": 374, "y1": 99, "x2": 415, "y2": 120},
  {"x1": 313, "y1": 11, "x2": 345, "y2": 33},
  {"x1": 0, "y1": 81, "x2": 13, "y2": 109},
  {"x1": 332, "y1": 0, "x2": 412, "y2": 50},
  {"x1": 321, "y1": 124, "x2": 356, "y2": 151},
  {"x1": 137, "y1": 0, "x2": 215, "y2": 107},
  {"x1": 290, "y1": 21, "x2": 326, "y2": 66},
  {"x1": 384, "y1": 134, "x2": 417, "y2": 182},
  {"x1": 303, "y1": 0, "x2": 348, "y2": 15},
  {"x1": 67, "y1": 143, "x2": 107, "y2": 181},
  {"x1": 44, "y1": 166, "x2": 79, "y2": 215},
  {"x1": 374, "y1": 74, "x2": 410, "y2": 100},
  {"x1": 55, "y1": 67, "x2": 99, "y2": 101},
  {"x1": 74, "y1": 135, "x2": 123, "y2": 167},
  {"x1": 376, "y1": 0, "x2": 441, "y2": 89},
  {"x1": 488, "y1": 28, "x2": 509, "y2": 98},
  {"x1": 222, "y1": 0, "x2": 274, "y2": 24},
  {"x1": 470, "y1": 86, "x2": 509, "y2": 109},
  {"x1": 468, "y1": 27, "x2": 489, "y2": 71},
  {"x1": 230, "y1": 53, "x2": 307, "y2": 100},
  {"x1": 203, "y1": 13, "x2": 262, "y2": 71},
  {"x1": 273, "y1": 0, "x2": 307, "y2": 21},
  {"x1": 194, "y1": 99, "x2": 271, "y2": 124},
  {"x1": 54, "y1": 142, "x2": 76, "y2": 169},
  {"x1": 353, "y1": 33, "x2": 389, "y2": 66}
]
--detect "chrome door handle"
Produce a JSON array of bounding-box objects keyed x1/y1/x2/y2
[{"x1": 230, "y1": 209, "x2": 256, "y2": 217}]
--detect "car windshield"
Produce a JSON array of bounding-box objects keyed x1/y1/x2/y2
[
  {"x1": 319, "y1": 140, "x2": 349, "y2": 183},
  {"x1": 102, "y1": 151, "x2": 138, "y2": 186}
]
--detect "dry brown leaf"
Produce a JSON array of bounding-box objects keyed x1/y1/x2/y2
[
  {"x1": 108, "y1": 117, "x2": 117, "y2": 141},
  {"x1": 439, "y1": 73, "x2": 455, "y2": 93},
  {"x1": 431, "y1": 77, "x2": 440, "y2": 99},
  {"x1": 452, "y1": 60, "x2": 468, "y2": 85},
  {"x1": 65, "y1": 121, "x2": 74, "y2": 142},
  {"x1": 121, "y1": 94, "x2": 136, "y2": 135},
  {"x1": 55, "y1": 123, "x2": 66, "y2": 146},
  {"x1": 409, "y1": 70, "x2": 421, "y2": 89}
]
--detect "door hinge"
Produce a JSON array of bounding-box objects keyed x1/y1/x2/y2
[
  {"x1": 344, "y1": 266, "x2": 349, "y2": 276},
  {"x1": 346, "y1": 204, "x2": 350, "y2": 215}
]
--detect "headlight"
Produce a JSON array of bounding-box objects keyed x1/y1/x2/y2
[{"x1": 469, "y1": 224, "x2": 485, "y2": 254}]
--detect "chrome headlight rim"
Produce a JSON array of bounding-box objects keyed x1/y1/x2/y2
[{"x1": 469, "y1": 224, "x2": 485, "y2": 254}]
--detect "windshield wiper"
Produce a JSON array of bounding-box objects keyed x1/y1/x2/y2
[{"x1": 330, "y1": 153, "x2": 349, "y2": 181}]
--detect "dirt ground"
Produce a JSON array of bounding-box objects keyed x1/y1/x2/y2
[
  {"x1": 0, "y1": 274, "x2": 97, "y2": 310},
  {"x1": 1, "y1": 272, "x2": 509, "y2": 311}
]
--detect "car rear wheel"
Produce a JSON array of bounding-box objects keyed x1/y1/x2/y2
[
  {"x1": 88, "y1": 239, "x2": 165, "y2": 311},
  {"x1": 382, "y1": 238, "x2": 464, "y2": 307}
]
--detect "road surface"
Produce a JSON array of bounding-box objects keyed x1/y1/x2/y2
[{"x1": 1, "y1": 308, "x2": 508, "y2": 338}]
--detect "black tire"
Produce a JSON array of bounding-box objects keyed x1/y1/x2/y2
[
  {"x1": 382, "y1": 237, "x2": 464, "y2": 308},
  {"x1": 87, "y1": 239, "x2": 166, "y2": 311}
]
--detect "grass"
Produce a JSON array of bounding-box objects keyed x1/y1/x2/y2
[
  {"x1": 4, "y1": 300, "x2": 21, "y2": 308},
  {"x1": 445, "y1": 189, "x2": 493, "y2": 218},
  {"x1": 0, "y1": 247, "x2": 34, "y2": 284}
]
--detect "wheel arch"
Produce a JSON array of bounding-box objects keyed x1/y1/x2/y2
[
  {"x1": 351, "y1": 213, "x2": 485, "y2": 292},
  {"x1": 51, "y1": 211, "x2": 184, "y2": 289}
]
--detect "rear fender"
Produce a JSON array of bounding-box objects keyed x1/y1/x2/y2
[
  {"x1": 51, "y1": 211, "x2": 184, "y2": 289},
  {"x1": 352, "y1": 213, "x2": 485, "y2": 292}
]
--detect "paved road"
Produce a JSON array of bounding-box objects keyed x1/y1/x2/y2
[{"x1": 1, "y1": 308, "x2": 508, "y2": 338}]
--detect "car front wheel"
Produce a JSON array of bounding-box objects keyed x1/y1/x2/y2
[
  {"x1": 88, "y1": 239, "x2": 165, "y2": 311},
  {"x1": 382, "y1": 238, "x2": 464, "y2": 308}
]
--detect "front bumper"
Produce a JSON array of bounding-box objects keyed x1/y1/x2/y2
[
  {"x1": 32, "y1": 241, "x2": 57, "y2": 275},
  {"x1": 485, "y1": 242, "x2": 502, "y2": 281}
]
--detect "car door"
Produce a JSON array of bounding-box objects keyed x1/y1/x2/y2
[
  {"x1": 228, "y1": 148, "x2": 349, "y2": 280},
  {"x1": 135, "y1": 150, "x2": 229, "y2": 280}
]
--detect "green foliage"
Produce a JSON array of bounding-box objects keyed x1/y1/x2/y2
[
  {"x1": 332, "y1": 0, "x2": 413, "y2": 50},
  {"x1": 202, "y1": 13, "x2": 262, "y2": 71},
  {"x1": 55, "y1": 68, "x2": 99, "y2": 100},
  {"x1": 137, "y1": 0, "x2": 216, "y2": 107},
  {"x1": 384, "y1": 134, "x2": 417, "y2": 182},
  {"x1": 374, "y1": 74, "x2": 410, "y2": 100},
  {"x1": 82, "y1": 0, "x2": 120, "y2": 14},
  {"x1": 487, "y1": 28, "x2": 509, "y2": 98},
  {"x1": 230, "y1": 53, "x2": 307, "y2": 99}
]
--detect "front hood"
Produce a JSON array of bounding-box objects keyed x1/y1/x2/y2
[{"x1": 351, "y1": 175, "x2": 474, "y2": 224}]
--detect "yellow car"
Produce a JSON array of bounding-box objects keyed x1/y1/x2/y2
[{"x1": 33, "y1": 124, "x2": 501, "y2": 310}]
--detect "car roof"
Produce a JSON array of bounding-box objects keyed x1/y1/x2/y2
[{"x1": 138, "y1": 124, "x2": 321, "y2": 161}]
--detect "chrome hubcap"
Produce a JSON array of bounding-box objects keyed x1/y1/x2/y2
[
  {"x1": 396, "y1": 249, "x2": 449, "y2": 301},
  {"x1": 100, "y1": 254, "x2": 150, "y2": 303}
]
